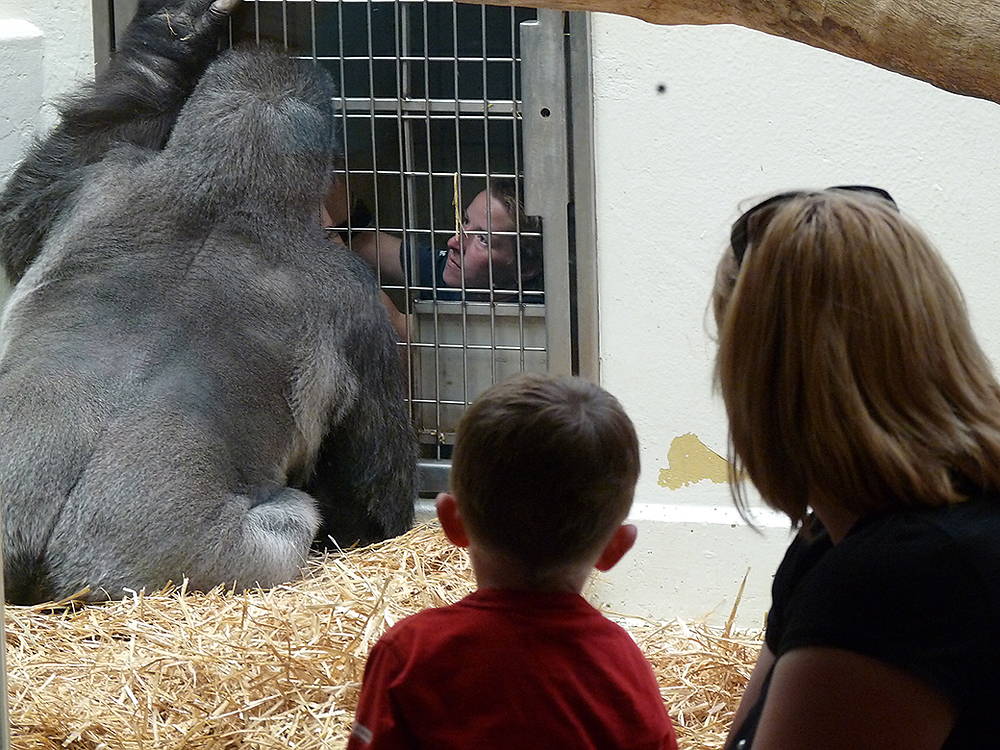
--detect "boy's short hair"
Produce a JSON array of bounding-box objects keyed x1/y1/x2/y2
[{"x1": 450, "y1": 372, "x2": 640, "y2": 568}]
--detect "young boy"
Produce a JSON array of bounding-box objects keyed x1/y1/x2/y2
[{"x1": 348, "y1": 373, "x2": 678, "y2": 750}]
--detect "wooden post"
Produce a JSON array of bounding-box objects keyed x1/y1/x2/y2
[{"x1": 458, "y1": 0, "x2": 1000, "y2": 105}]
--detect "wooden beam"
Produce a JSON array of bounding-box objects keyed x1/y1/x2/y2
[{"x1": 459, "y1": 0, "x2": 1000, "y2": 105}]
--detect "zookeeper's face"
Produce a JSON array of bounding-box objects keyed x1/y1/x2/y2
[{"x1": 443, "y1": 190, "x2": 517, "y2": 290}]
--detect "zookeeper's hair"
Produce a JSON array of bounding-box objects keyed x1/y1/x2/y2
[
  {"x1": 713, "y1": 188, "x2": 1000, "y2": 527},
  {"x1": 450, "y1": 372, "x2": 639, "y2": 568},
  {"x1": 486, "y1": 177, "x2": 543, "y2": 280}
]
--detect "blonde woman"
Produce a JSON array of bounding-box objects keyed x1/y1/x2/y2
[{"x1": 716, "y1": 187, "x2": 1000, "y2": 750}]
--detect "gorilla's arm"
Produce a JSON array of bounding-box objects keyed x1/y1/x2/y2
[
  {"x1": 0, "y1": 0, "x2": 240, "y2": 284},
  {"x1": 306, "y1": 322, "x2": 417, "y2": 548}
]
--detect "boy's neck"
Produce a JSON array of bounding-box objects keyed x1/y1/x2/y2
[{"x1": 468, "y1": 544, "x2": 593, "y2": 594}]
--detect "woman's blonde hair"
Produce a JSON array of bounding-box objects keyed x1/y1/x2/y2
[{"x1": 713, "y1": 189, "x2": 1000, "y2": 527}]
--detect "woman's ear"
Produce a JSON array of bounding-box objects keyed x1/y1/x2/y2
[
  {"x1": 521, "y1": 261, "x2": 543, "y2": 284},
  {"x1": 594, "y1": 523, "x2": 638, "y2": 572},
  {"x1": 435, "y1": 492, "x2": 470, "y2": 548}
]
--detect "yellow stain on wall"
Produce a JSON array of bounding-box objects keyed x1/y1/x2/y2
[{"x1": 658, "y1": 433, "x2": 729, "y2": 490}]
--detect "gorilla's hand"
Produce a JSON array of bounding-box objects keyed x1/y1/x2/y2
[
  {"x1": 125, "y1": 0, "x2": 242, "y2": 66},
  {"x1": 136, "y1": 0, "x2": 243, "y2": 37},
  {"x1": 136, "y1": 0, "x2": 242, "y2": 24}
]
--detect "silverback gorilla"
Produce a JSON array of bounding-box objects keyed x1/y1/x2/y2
[{"x1": 0, "y1": 0, "x2": 416, "y2": 604}]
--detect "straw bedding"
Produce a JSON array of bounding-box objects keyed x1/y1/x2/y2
[{"x1": 6, "y1": 522, "x2": 762, "y2": 749}]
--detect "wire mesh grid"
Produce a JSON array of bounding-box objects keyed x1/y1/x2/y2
[{"x1": 228, "y1": 1, "x2": 551, "y2": 470}]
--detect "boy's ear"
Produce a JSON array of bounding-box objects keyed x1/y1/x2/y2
[
  {"x1": 436, "y1": 492, "x2": 470, "y2": 548},
  {"x1": 594, "y1": 523, "x2": 637, "y2": 572}
]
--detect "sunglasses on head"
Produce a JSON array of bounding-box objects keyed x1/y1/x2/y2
[{"x1": 729, "y1": 185, "x2": 898, "y2": 265}]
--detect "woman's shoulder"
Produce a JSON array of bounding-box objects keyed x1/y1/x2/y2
[
  {"x1": 776, "y1": 497, "x2": 1000, "y2": 713},
  {"x1": 840, "y1": 496, "x2": 1000, "y2": 571},
  {"x1": 798, "y1": 496, "x2": 1000, "y2": 608}
]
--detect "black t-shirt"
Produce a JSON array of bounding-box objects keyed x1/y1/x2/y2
[{"x1": 730, "y1": 499, "x2": 1000, "y2": 749}]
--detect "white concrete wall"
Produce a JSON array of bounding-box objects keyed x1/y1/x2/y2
[
  {"x1": 0, "y1": 0, "x2": 93, "y2": 304},
  {"x1": 0, "y1": 18, "x2": 41, "y2": 303},
  {"x1": 0, "y1": 0, "x2": 94, "y2": 138},
  {"x1": 588, "y1": 16, "x2": 1000, "y2": 625},
  {"x1": 0, "y1": 20, "x2": 41, "y2": 181}
]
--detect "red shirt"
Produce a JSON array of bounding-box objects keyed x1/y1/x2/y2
[{"x1": 348, "y1": 588, "x2": 677, "y2": 750}]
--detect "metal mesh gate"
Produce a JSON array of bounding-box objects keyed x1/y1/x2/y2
[{"x1": 94, "y1": 0, "x2": 582, "y2": 494}]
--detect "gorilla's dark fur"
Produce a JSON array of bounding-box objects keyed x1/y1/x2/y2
[{"x1": 0, "y1": 0, "x2": 416, "y2": 604}]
